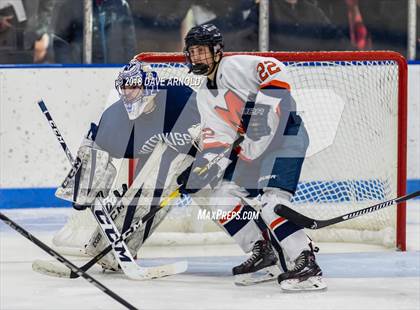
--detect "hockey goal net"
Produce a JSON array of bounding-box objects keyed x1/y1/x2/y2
[{"x1": 53, "y1": 51, "x2": 407, "y2": 253}]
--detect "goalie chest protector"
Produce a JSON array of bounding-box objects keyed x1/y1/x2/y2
[{"x1": 94, "y1": 84, "x2": 200, "y2": 159}]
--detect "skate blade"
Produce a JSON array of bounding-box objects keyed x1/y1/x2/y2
[
  {"x1": 280, "y1": 276, "x2": 327, "y2": 292},
  {"x1": 234, "y1": 265, "x2": 281, "y2": 286}
]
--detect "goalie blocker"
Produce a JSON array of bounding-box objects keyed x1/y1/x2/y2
[{"x1": 55, "y1": 135, "x2": 117, "y2": 210}]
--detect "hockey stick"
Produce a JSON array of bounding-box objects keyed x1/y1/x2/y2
[
  {"x1": 274, "y1": 190, "x2": 420, "y2": 229},
  {"x1": 38, "y1": 128, "x2": 244, "y2": 278},
  {"x1": 160, "y1": 134, "x2": 245, "y2": 206},
  {"x1": 46, "y1": 135, "x2": 245, "y2": 279},
  {"x1": 36, "y1": 100, "x2": 187, "y2": 280},
  {"x1": 38, "y1": 100, "x2": 75, "y2": 163},
  {"x1": 0, "y1": 212, "x2": 137, "y2": 310}
]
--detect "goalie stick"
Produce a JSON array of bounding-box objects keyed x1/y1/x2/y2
[
  {"x1": 36, "y1": 99, "x2": 187, "y2": 280},
  {"x1": 0, "y1": 212, "x2": 138, "y2": 310},
  {"x1": 274, "y1": 190, "x2": 420, "y2": 229},
  {"x1": 35, "y1": 103, "x2": 244, "y2": 278},
  {"x1": 34, "y1": 193, "x2": 186, "y2": 279}
]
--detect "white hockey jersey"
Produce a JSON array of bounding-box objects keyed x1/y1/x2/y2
[{"x1": 196, "y1": 54, "x2": 292, "y2": 162}]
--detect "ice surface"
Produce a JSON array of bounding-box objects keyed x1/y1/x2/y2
[{"x1": 1, "y1": 201, "x2": 419, "y2": 310}]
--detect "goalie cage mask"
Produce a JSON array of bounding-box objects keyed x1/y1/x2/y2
[{"x1": 115, "y1": 59, "x2": 159, "y2": 120}]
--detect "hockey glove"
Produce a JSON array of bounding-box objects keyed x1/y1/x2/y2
[
  {"x1": 244, "y1": 104, "x2": 271, "y2": 141},
  {"x1": 177, "y1": 155, "x2": 221, "y2": 194}
]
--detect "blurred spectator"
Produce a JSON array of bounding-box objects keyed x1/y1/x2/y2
[
  {"x1": 53, "y1": 0, "x2": 136, "y2": 64},
  {"x1": 269, "y1": 0, "x2": 351, "y2": 51},
  {"x1": 127, "y1": 0, "x2": 192, "y2": 52},
  {"x1": 0, "y1": 0, "x2": 54, "y2": 64},
  {"x1": 317, "y1": 0, "x2": 371, "y2": 50},
  {"x1": 358, "y1": 1, "x2": 407, "y2": 56},
  {"x1": 190, "y1": 0, "x2": 258, "y2": 51},
  {"x1": 316, "y1": 0, "x2": 348, "y2": 36}
]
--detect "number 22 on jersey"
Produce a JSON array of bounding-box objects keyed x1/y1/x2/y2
[{"x1": 257, "y1": 61, "x2": 281, "y2": 82}]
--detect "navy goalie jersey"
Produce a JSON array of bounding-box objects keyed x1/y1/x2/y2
[{"x1": 93, "y1": 84, "x2": 200, "y2": 161}]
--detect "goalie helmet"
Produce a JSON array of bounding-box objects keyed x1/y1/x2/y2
[
  {"x1": 184, "y1": 23, "x2": 224, "y2": 75},
  {"x1": 115, "y1": 59, "x2": 159, "y2": 120}
]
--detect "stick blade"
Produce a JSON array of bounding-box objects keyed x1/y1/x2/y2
[
  {"x1": 32, "y1": 259, "x2": 73, "y2": 278},
  {"x1": 126, "y1": 260, "x2": 188, "y2": 280},
  {"x1": 404, "y1": 190, "x2": 420, "y2": 201},
  {"x1": 274, "y1": 204, "x2": 319, "y2": 229}
]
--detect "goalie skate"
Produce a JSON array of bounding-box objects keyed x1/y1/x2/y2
[
  {"x1": 278, "y1": 250, "x2": 327, "y2": 292},
  {"x1": 233, "y1": 240, "x2": 280, "y2": 286}
]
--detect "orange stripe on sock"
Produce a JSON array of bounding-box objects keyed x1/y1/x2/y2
[
  {"x1": 270, "y1": 217, "x2": 286, "y2": 230},
  {"x1": 219, "y1": 204, "x2": 242, "y2": 225}
]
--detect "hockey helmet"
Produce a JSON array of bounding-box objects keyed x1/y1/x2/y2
[{"x1": 184, "y1": 24, "x2": 224, "y2": 75}]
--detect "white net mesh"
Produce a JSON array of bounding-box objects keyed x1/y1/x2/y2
[
  {"x1": 285, "y1": 60, "x2": 399, "y2": 246},
  {"x1": 144, "y1": 55, "x2": 401, "y2": 247},
  {"x1": 53, "y1": 52, "x2": 404, "y2": 253}
]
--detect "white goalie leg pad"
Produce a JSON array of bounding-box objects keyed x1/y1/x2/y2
[
  {"x1": 55, "y1": 138, "x2": 116, "y2": 205},
  {"x1": 85, "y1": 148, "x2": 194, "y2": 270},
  {"x1": 261, "y1": 188, "x2": 310, "y2": 262},
  {"x1": 207, "y1": 181, "x2": 264, "y2": 253},
  {"x1": 122, "y1": 151, "x2": 195, "y2": 252},
  {"x1": 86, "y1": 202, "x2": 173, "y2": 271}
]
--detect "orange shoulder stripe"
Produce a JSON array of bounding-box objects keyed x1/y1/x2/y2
[{"x1": 260, "y1": 80, "x2": 291, "y2": 91}]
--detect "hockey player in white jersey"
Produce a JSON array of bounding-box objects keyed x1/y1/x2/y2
[{"x1": 179, "y1": 24, "x2": 326, "y2": 291}]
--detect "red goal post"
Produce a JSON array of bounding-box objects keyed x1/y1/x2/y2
[{"x1": 133, "y1": 51, "x2": 407, "y2": 251}]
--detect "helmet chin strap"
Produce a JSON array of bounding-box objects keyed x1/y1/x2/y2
[
  {"x1": 206, "y1": 57, "x2": 220, "y2": 77},
  {"x1": 191, "y1": 53, "x2": 221, "y2": 76},
  {"x1": 191, "y1": 63, "x2": 210, "y2": 75}
]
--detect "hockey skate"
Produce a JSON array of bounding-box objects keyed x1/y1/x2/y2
[
  {"x1": 233, "y1": 240, "x2": 281, "y2": 286},
  {"x1": 278, "y1": 250, "x2": 327, "y2": 292}
]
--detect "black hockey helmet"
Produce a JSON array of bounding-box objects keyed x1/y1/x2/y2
[
  {"x1": 184, "y1": 23, "x2": 224, "y2": 53},
  {"x1": 184, "y1": 24, "x2": 224, "y2": 74}
]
